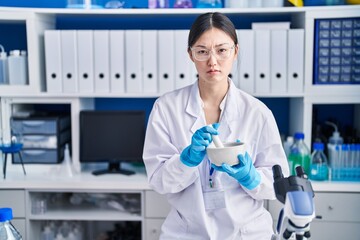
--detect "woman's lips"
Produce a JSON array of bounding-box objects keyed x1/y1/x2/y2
[{"x1": 207, "y1": 69, "x2": 220, "y2": 73}]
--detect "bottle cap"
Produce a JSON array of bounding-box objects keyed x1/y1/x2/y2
[
  {"x1": 294, "y1": 132, "x2": 304, "y2": 140},
  {"x1": 313, "y1": 142, "x2": 324, "y2": 150},
  {"x1": 0, "y1": 208, "x2": 13, "y2": 221},
  {"x1": 10, "y1": 50, "x2": 20, "y2": 56}
]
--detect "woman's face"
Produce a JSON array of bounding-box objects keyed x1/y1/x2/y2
[{"x1": 189, "y1": 27, "x2": 238, "y2": 85}]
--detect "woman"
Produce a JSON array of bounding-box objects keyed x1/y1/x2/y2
[{"x1": 143, "y1": 12, "x2": 289, "y2": 240}]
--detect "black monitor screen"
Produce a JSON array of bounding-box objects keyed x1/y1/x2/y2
[{"x1": 80, "y1": 110, "x2": 145, "y2": 175}]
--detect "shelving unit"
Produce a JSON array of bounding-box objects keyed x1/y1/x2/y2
[{"x1": 0, "y1": 5, "x2": 359, "y2": 239}]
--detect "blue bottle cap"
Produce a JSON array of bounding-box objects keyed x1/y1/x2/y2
[
  {"x1": 0, "y1": 208, "x2": 13, "y2": 221},
  {"x1": 294, "y1": 132, "x2": 304, "y2": 140},
  {"x1": 341, "y1": 144, "x2": 349, "y2": 151},
  {"x1": 313, "y1": 142, "x2": 324, "y2": 150}
]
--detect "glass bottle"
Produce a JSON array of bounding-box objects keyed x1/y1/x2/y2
[
  {"x1": 0, "y1": 208, "x2": 22, "y2": 240},
  {"x1": 288, "y1": 132, "x2": 311, "y2": 176},
  {"x1": 310, "y1": 142, "x2": 329, "y2": 181}
]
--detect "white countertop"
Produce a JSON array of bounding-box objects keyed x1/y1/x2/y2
[
  {"x1": 0, "y1": 164, "x2": 151, "y2": 191},
  {"x1": 1, "y1": 165, "x2": 360, "y2": 192}
]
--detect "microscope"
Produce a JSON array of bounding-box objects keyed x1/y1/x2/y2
[{"x1": 271, "y1": 165, "x2": 315, "y2": 240}]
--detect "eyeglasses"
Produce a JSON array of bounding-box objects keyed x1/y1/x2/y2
[{"x1": 190, "y1": 44, "x2": 235, "y2": 62}]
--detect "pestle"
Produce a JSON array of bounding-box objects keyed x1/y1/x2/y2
[{"x1": 212, "y1": 134, "x2": 224, "y2": 148}]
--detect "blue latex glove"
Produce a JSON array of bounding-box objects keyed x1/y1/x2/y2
[
  {"x1": 180, "y1": 123, "x2": 219, "y2": 167},
  {"x1": 212, "y1": 152, "x2": 261, "y2": 190}
]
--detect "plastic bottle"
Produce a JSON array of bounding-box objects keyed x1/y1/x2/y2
[
  {"x1": 325, "y1": 121, "x2": 343, "y2": 168},
  {"x1": 41, "y1": 225, "x2": 55, "y2": 240},
  {"x1": 310, "y1": 142, "x2": 329, "y2": 181},
  {"x1": 287, "y1": 132, "x2": 311, "y2": 176},
  {"x1": 0, "y1": 208, "x2": 23, "y2": 240},
  {"x1": 0, "y1": 45, "x2": 8, "y2": 85},
  {"x1": 8, "y1": 50, "x2": 28, "y2": 85},
  {"x1": 62, "y1": 144, "x2": 74, "y2": 177},
  {"x1": 283, "y1": 136, "x2": 294, "y2": 157}
]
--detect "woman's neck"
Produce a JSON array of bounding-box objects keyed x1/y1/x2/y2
[
  {"x1": 199, "y1": 79, "x2": 229, "y2": 124},
  {"x1": 199, "y1": 79, "x2": 229, "y2": 106}
]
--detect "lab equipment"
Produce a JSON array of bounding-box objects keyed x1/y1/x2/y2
[
  {"x1": 61, "y1": 143, "x2": 74, "y2": 177},
  {"x1": 206, "y1": 141, "x2": 245, "y2": 166},
  {"x1": 0, "y1": 44, "x2": 8, "y2": 84},
  {"x1": 0, "y1": 208, "x2": 23, "y2": 240},
  {"x1": 212, "y1": 152, "x2": 261, "y2": 190},
  {"x1": 310, "y1": 142, "x2": 329, "y2": 181},
  {"x1": 180, "y1": 124, "x2": 219, "y2": 167},
  {"x1": 325, "y1": 121, "x2": 343, "y2": 168},
  {"x1": 0, "y1": 126, "x2": 26, "y2": 179},
  {"x1": 272, "y1": 165, "x2": 315, "y2": 240},
  {"x1": 332, "y1": 143, "x2": 360, "y2": 181},
  {"x1": 8, "y1": 50, "x2": 28, "y2": 85},
  {"x1": 287, "y1": 132, "x2": 311, "y2": 176},
  {"x1": 283, "y1": 136, "x2": 294, "y2": 157},
  {"x1": 41, "y1": 226, "x2": 55, "y2": 240}
]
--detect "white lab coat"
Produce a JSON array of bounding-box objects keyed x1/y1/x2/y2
[{"x1": 143, "y1": 80, "x2": 289, "y2": 240}]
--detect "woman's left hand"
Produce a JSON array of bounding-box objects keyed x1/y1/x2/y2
[{"x1": 212, "y1": 152, "x2": 261, "y2": 190}]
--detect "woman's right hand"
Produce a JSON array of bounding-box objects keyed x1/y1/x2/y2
[{"x1": 180, "y1": 123, "x2": 219, "y2": 167}]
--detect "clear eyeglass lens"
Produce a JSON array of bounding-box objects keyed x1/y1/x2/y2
[{"x1": 192, "y1": 45, "x2": 234, "y2": 61}]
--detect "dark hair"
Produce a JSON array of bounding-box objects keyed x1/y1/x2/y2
[{"x1": 188, "y1": 12, "x2": 238, "y2": 51}]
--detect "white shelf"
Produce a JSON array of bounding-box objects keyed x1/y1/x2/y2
[{"x1": 29, "y1": 207, "x2": 142, "y2": 221}]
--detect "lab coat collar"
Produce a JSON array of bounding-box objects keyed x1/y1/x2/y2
[{"x1": 186, "y1": 81, "x2": 205, "y2": 134}]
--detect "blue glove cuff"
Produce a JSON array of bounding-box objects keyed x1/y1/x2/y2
[
  {"x1": 238, "y1": 164, "x2": 261, "y2": 190},
  {"x1": 180, "y1": 146, "x2": 201, "y2": 167}
]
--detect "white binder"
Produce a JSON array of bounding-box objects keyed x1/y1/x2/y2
[
  {"x1": 93, "y1": 30, "x2": 110, "y2": 93},
  {"x1": 288, "y1": 29, "x2": 304, "y2": 94},
  {"x1": 125, "y1": 30, "x2": 142, "y2": 93},
  {"x1": 255, "y1": 30, "x2": 271, "y2": 94},
  {"x1": 77, "y1": 30, "x2": 94, "y2": 93},
  {"x1": 110, "y1": 30, "x2": 125, "y2": 93},
  {"x1": 238, "y1": 30, "x2": 255, "y2": 94},
  {"x1": 44, "y1": 30, "x2": 63, "y2": 93},
  {"x1": 158, "y1": 30, "x2": 175, "y2": 94},
  {"x1": 174, "y1": 30, "x2": 191, "y2": 90},
  {"x1": 270, "y1": 30, "x2": 287, "y2": 94},
  {"x1": 142, "y1": 30, "x2": 158, "y2": 93},
  {"x1": 61, "y1": 30, "x2": 78, "y2": 93}
]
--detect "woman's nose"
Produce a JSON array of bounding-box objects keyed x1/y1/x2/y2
[{"x1": 208, "y1": 52, "x2": 217, "y2": 66}]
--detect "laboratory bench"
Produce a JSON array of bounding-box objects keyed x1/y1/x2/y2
[{"x1": 1, "y1": 165, "x2": 360, "y2": 239}]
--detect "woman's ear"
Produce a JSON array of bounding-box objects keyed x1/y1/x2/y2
[
  {"x1": 234, "y1": 44, "x2": 239, "y2": 59},
  {"x1": 188, "y1": 49, "x2": 195, "y2": 62}
]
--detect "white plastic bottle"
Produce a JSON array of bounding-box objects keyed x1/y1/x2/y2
[
  {"x1": 8, "y1": 49, "x2": 28, "y2": 85},
  {"x1": 283, "y1": 136, "x2": 294, "y2": 157},
  {"x1": 0, "y1": 45, "x2": 8, "y2": 85},
  {"x1": 62, "y1": 144, "x2": 74, "y2": 177},
  {"x1": 41, "y1": 225, "x2": 55, "y2": 240},
  {"x1": 325, "y1": 121, "x2": 343, "y2": 168}
]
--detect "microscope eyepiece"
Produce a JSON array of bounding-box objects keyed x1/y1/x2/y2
[
  {"x1": 295, "y1": 166, "x2": 308, "y2": 179},
  {"x1": 272, "y1": 164, "x2": 284, "y2": 181}
]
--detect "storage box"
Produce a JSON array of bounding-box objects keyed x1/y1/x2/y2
[{"x1": 11, "y1": 115, "x2": 71, "y2": 164}]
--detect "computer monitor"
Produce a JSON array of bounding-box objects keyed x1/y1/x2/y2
[{"x1": 79, "y1": 110, "x2": 145, "y2": 176}]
